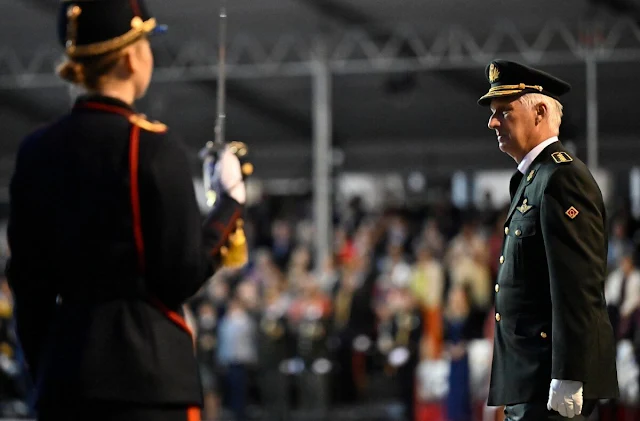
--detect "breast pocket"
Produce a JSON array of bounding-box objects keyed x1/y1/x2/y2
[
  {"x1": 510, "y1": 216, "x2": 538, "y2": 280},
  {"x1": 498, "y1": 215, "x2": 538, "y2": 286},
  {"x1": 510, "y1": 216, "x2": 537, "y2": 239}
]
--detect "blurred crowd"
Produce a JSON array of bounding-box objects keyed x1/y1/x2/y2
[
  {"x1": 185, "y1": 192, "x2": 640, "y2": 421},
  {"x1": 0, "y1": 192, "x2": 639, "y2": 420}
]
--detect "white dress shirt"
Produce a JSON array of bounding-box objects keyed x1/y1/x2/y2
[{"x1": 517, "y1": 136, "x2": 559, "y2": 174}]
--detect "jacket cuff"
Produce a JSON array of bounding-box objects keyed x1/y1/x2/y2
[{"x1": 203, "y1": 192, "x2": 244, "y2": 257}]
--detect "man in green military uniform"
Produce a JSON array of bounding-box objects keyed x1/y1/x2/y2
[{"x1": 478, "y1": 60, "x2": 619, "y2": 420}]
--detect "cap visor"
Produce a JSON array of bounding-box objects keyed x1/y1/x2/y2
[
  {"x1": 477, "y1": 92, "x2": 496, "y2": 106},
  {"x1": 477, "y1": 90, "x2": 525, "y2": 106}
]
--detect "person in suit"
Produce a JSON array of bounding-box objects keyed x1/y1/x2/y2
[
  {"x1": 5, "y1": 1, "x2": 250, "y2": 420},
  {"x1": 477, "y1": 59, "x2": 619, "y2": 420}
]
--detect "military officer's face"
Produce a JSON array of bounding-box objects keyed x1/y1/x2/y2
[{"x1": 488, "y1": 97, "x2": 537, "y2": 163}]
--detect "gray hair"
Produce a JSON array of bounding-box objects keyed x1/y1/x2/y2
[{"x1": 518, "y1": 93, "x2": 563, "y2": 135}]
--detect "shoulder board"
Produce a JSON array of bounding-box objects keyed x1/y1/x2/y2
[
  {"x1": 551, "y1": 151, "x2": 573, "y2": 164},
  {"x1": 128, "y1": 114, "x2": 168, "y2": 133}
]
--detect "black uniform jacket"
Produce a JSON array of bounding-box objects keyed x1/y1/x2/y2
[
  {"x1": 5, "y1": 94, "x2": 243, "y2": 409},
  {"x1": 488, "y1": 141, "x2": 619, "y2": 406}
]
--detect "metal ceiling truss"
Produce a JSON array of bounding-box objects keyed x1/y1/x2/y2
[{"x1": 0, "y1": 17, "x2": 639, "y2": 89}]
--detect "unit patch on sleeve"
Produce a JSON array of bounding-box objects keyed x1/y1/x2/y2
[{"x1": 565, "y1": 206, "x2": 579, "y2": 219}]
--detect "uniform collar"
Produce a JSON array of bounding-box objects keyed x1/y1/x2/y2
[
  {"x1": 517, "y1": 136, "x2": 559, "y2": 174},
  {"x1": 73, "y1": 94, "x2": 136, "y2": 116}
]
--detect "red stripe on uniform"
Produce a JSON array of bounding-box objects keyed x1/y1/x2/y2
[
  {"x1": 187, "y1": 406, "x2": 201, "y2": 421},
  {"x1": 149, "y1": 297, "x2": 193, "y2": 337},
  {"x1": 76, "y1": 101, "x2": 133, "y2": 118},
  {"x1": 209, "y1": 208, "x2": 241, "y2": 256},
  {"x1": 128, "y1": 122, "x2": 193, "y2": 338},
  {"x1": 129, "y1": 124, "x2": 145, "y2": 273},
  {"x1": 130, "y1": 0, "x2": 142, "y2": 17}
]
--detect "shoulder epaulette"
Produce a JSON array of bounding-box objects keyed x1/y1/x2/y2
[
  {"x1": 551, "y1": 151, "x2": 573, "y2": 164},
  {"x1": 129, "y1": 113, "x2": 168, "y2": 133}
]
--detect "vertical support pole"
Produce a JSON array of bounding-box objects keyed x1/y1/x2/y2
[
  {"x1": 631, "y1": 167, "x2": 640, "y2": 219},
  {"x1": 312, "y1": 36, "x2": 332, "y2": 276},
  {"x1": 585, "y1": 50, "x2": 599, "y2": 170}
]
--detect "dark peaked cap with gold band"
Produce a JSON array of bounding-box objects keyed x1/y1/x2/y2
[
  {"x1": 57, "y1": 0, "x2": 167, "y2": 59},
  {"x1": 477, "y1": 59, "x2": 571, "y2": 106}
]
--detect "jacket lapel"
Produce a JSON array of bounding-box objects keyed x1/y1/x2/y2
[
  {"x1": 505, "y1": 172, "x2": 528, "y2": 223},
  {"x1": 509, "y1": 170, "x2": 524, "y2": 200},
  {"x1": 504, "y1": 141, "x2": 565, "y2": 224}
]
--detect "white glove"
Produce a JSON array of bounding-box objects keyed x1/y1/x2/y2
[
  {"x1": 217, "y1": 145, "x2": 246, "y2": 204},
  {"x1": 547, "y1": 379, "x2": 583, "y2": 418}
]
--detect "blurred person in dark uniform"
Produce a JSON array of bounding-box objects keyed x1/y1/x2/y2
[
  {"x1": 257, "y1": 283, "x2": 293, "y2": 421},
  {"x1": 5, "y1": 1, "x2": 250, "y2": 420},
  {"x1": 330, "y1": 266, "x2": 360, "y2": 405},
  {"x1": 342, "y1": 196, "x2": 366, "y2": 235},
  {"x1": 391, "y1": 287, "x2": 422, "y2": 421},
  {"x1": 288, "y1": 277, "x2": 332, "y2": 413},
  {"x1": 270, "y1": 220, "x2": 294, "y2": 273},
  {"x1": 376, "y1": 286, "x2": 422, "y2": 421},
  {"x1": 330, "y1": 258, "x2": 376, "y2": 404},
  {"x1": 478, "y1": 59, "x2": 619, "y2": 420},
  {"x1": 195, "y1": 302, "x2": 221, "y2": 421}
]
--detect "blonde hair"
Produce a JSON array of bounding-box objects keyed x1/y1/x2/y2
[
  {"x1": 55, "y1": 48, "x2": 125, "y2": 90},
  {"x1": 518, "y1": 93, "x2": 564, "y2": 135}
]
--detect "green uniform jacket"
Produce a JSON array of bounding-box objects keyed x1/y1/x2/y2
[{"x1": 488, "y1": 141, "x2": 619, "y2": 406}]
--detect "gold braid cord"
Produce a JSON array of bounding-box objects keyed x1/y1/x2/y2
[
  {"x1": 66, "y1": 16, "x2": 158, "y2": 57},
  {"x1": 220, "y1": 219, "x2": 248, "y2": 268},
  {"x1": 480, "y1": 83, "x2": 544, "y2": 100}
]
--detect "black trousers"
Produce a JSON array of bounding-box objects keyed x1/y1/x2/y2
[
  {"x1": 504, "y1": 400, "x2": 596, "y2": 421},
  {"x1": 38, "y1": 401, "x2": 201, "y2": 421},
  {"x1": 223, "y1": 363, "x2": 249, "y2": 421}
]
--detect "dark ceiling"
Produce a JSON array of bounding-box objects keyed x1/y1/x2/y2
[{"x1": 0, "y1": 0, "x2": 639, "y2": 185}]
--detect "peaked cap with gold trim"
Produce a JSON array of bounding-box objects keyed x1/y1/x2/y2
[
  {"x1": 477, "y1": 59, "x2": 571, "y2": 106},
  {"x1": 57, "y1": 0, "x2": 167, "y2": 59}
]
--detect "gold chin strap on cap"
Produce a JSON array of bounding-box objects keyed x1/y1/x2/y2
[
  {"x1": 485, "y1": 83, "x2": 544, "y2": 98},
  {"x1": 65, "y1": 5, "x2": 82, "y2": 51},
  {"x1": 66, "y1": 15, "x2": 158, "y2": 58}
]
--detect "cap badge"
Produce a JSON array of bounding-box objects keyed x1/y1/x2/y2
[{"x1": 489, "y1": 63, "x2": 500, "y2": 83}]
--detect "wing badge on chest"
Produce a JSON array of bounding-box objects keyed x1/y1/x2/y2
[{"x1": 516, "y1": 198, "x2": 533, "y2": 215}]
